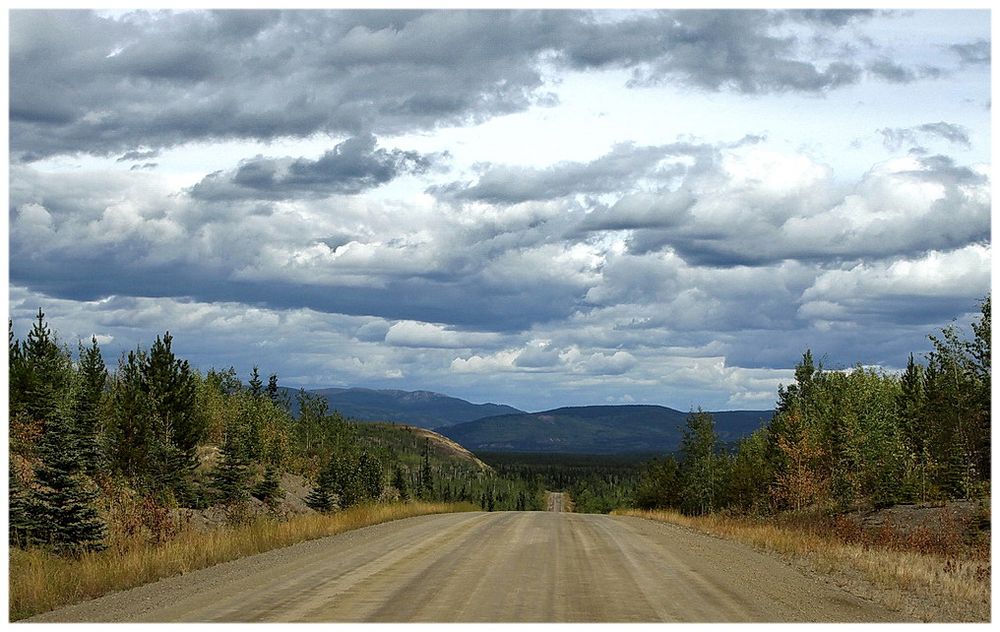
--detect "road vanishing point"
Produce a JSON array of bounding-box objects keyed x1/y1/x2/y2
[{"x1": 30, "y1": 510, "x2": 903, "y2": 623}]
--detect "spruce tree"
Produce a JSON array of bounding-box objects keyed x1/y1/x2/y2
[
  {"x1": 74, "y1": 336, "x2": 107, "y2": 476},
  {"x1": 9, "y1": 460, "x2": 36, "y2": 547},
  {"x1": 32, "y1": 409, "x2": 106, "y2": 553},
  {"x1": 419, "y1": 439, "x2": 434, "y2": 500},
  {"x1": 248, "y1": 366, "x2": 264, "y2": 397},
  {"x1": 22, "y1": 309, "x2": 72, "y2": 431},
  {"x1": 211, "y1": 426, "x2": 250, "y2": 504},
  {"x1": 306, "y1": 456, "x2": 338, "y2": 513},
  {"x1": 253, "y1": 463, "x2": 285, "y2": 508},
  {"x1": 392, "y1": 465, "x2": 410, "y2": 500}
]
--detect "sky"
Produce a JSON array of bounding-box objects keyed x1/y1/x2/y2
[{"x1": 6, "y1": 8, "x2": 992, "y2": 412}]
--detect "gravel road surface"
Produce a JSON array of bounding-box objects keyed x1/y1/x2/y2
[
  {"x1": 29, "y1": 511, "x2": 905, "y2": 623},
  {"x1": 546, "y1": 492, "x2": 565, "y2": 512}
]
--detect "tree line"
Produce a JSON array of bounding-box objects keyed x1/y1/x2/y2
[
  {"x1": 635, "y1": 296, "x2": 990, "y2": 515},
  {"x1": 8, "y1": 311, "x2": 541, "y2": 555}
]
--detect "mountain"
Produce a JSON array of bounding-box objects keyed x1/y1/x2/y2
[
  {"x1": 280, "y1": 386, "x2": 524, "y2": 429},
  {"x1": 440, "y1": 405, "x2": 773, "y2": 454}
]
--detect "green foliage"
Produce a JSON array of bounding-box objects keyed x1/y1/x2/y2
[
  {"x1": 211, "y1": 427, "x2": 251, "y2": 505},
  {"x1": 252, "y1": 464, "x2": 284, "y2": 508},
  {"x1": 630, "y1": 295, "x2": 990, "y2": 517},
  {"x1": 73, "y1": 336, "x2": 107, "y2": 476},
  {"x1": 634, "y1": 456, "x2": 681, "y2": 510},
  {"x1": 141, "y1": 332, "x2": 204, "y2": 499},
  {"x1": 392, "y1": 465, "x2": 410, "y2": 500},
  {"x1": 678, "y1": 410, "x2": 722, "y2": 515}
]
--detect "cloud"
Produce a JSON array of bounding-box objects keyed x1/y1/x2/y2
[
  {"x1": 430, "y1": 142, "x2": 685, "y2": 204},
  {"x1": 800, "y1": 244, "x2": 991, "y2": 313},
  {"x1": 561, "y1": 10, "x2": 864, "y2": 94},
  {"x1": 950, "y1": 39, "x2": 990, "y2": 66},
  {"x1": 383, "y1": 320, "x2": 502, "y2": 349},
  {"x1": 189, "y1": 135, "x2": 434, "y2": 201},
  {"x1": 11, "y1": 9, "x2": 936, "y2": 161},
  {"x1": 878, "y1": 121, "x2": 972, "y2": 151}
]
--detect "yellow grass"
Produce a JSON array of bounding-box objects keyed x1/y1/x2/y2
[
  {"x1": 9, "y1": 501, "x2": 475, "y2": 621},
  {"x1": 615, "y1": 508, "x2": 990, "y2": 622}
]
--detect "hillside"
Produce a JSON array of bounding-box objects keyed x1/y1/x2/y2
[
  {"x1": 353, "y1": 422, "x2": 493, "y2": 473},
  {"x1": 281, "y1": 387, "x2": 523, "y2": 428},
  {"x1": 440, "y1": 405, "x2": 773, "y2": 454}
]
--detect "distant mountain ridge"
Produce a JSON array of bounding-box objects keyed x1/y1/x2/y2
[
  {"x1": 439, "y1": 405, "x2": 773, "y2": 454},
  {"x1": 277, "y1": 386, "x2": 773, "y2": 454},
  {"x1": 281, "y1": 386, "x2": 524, "y2": 428}
]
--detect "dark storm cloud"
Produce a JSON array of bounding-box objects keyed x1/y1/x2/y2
[
  {"x1": 561, "y1": 10, "x2": 864, "y2": 93},
  {"x1": 950, "y1": 39, "x2": 990, "y2": 66},
  {"x1": 9, "y1": 9, "x2": 566, "y2": 160},
  {"x1": 787, "y1": 10, "x2": 876, "y2": 26},
  {"x1": 189, "y1": 135, "x2": 434, "y2": 201},
  {"x1": 430, "y1": 142, "x2": 693, "y2": 204},
  {"x1": 116, "y1": 148, "x2": 160, "y2": 162},
  {"x1": 11, "y1": 9, "x2": 925, "y2": 160}
]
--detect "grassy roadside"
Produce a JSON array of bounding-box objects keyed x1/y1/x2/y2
[
  {"x1": 9, "y1": 501, "x2": 476, "y2": 621},
  {"x1": 615, "y1": 507, "x2": 989, "y2": 622}
]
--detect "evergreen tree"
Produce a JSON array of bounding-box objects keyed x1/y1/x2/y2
[
  {"x1": 392, "y1": 465, "x2": 410, "y2": 500},
  {"x1": 9, "y1": 319, "x2": 28, "y2": 416},
  {"x1": 634, "y1": 456, "x2": 681, "y2": 510},
  {"x1": 32, "y1": 409, "x2": 106, "y2": 553},
  {"x1": 9, "y1": 460, "x2": 36, "y2": 547},
  {"x1": 22, "y1": 309, "x2": 72, "y2": 431},
  {"x1": 248, "y1": 366, "x2": 264, "y2": 397},
  {"x1": 107, "y1": 349, "x2": 149, "y2": 480},
  {"x1": 358, "y1": 451, "x2": 383, "y2": 501},
  {"x1": 253, "y1": 463, "x2": 284, "y2": 508},
  {"x1": 141, "y1": 332, "x2": 204, "y2": 500},
  {"x1": 306, "y1": 456, "x2": 338, "y2": 513},
  {"x1": 419, "y1": 439, "x2": 434, "y2": 499},
  {"x1": 211, "y1": 426, "x2": 251, "y2": 504},
  {"x1": 74, "y1": 336, "x2": 107, "y2": 476}
]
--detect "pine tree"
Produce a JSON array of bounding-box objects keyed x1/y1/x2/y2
[
  {"x1": 74, "y1": 336, "x2": 107, "y2": 476},
  {"x1": 107, "y1": 349, "x2": 150, "y2": 480},
  {"x1": 142, "y1": 332, "x2": 204, "y2": 501}
]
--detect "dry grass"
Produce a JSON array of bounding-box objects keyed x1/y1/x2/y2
[
  {"x1": 9, "y1": 501, "x2": 475, "y2": 621},
  {"x1": 616, "y1": 508, "x2": 990, "y2": 622}
]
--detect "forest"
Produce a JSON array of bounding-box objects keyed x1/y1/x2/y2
[
  {"x1": 7, "y1": 312, "x2": 541, "y2": 555},
  {"x1": 7, "y1": 295, "x2": 990, "y2": 555},
  {"x1": 632, "y1": 295, "x2": 991, "y2": 516}
]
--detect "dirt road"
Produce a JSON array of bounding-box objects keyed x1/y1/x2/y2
[
  {"x1": 546, "y1": 491, "x2": 566, "y2": 512},
  {"x1": 29, "y1": 511, "x2": 905, "y2": 623}
]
